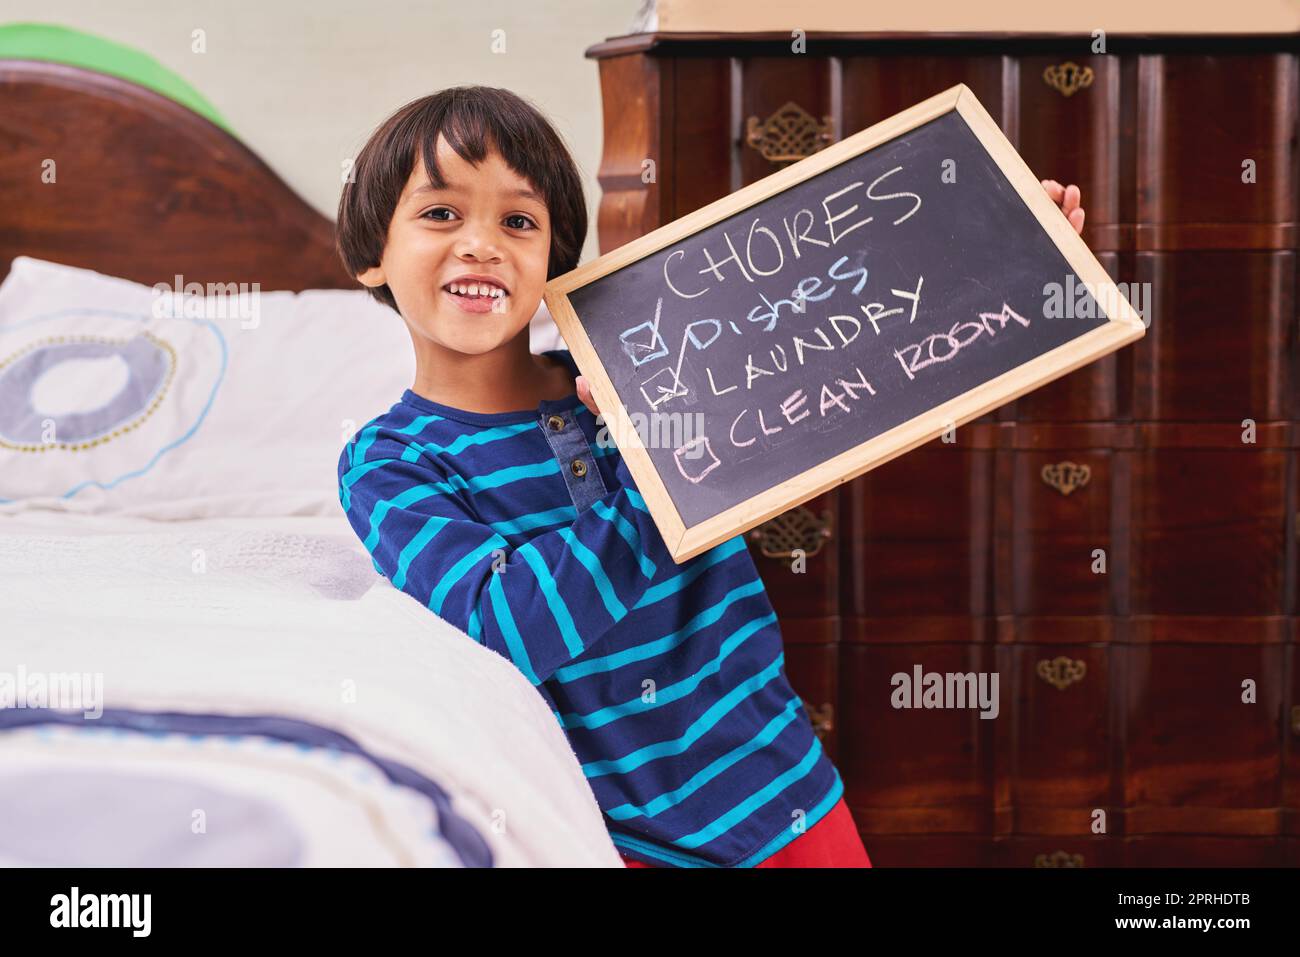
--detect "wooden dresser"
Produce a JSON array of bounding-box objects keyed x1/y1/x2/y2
[{"x1": 585, "y1": 31, "x2": 1299, "y2": 866}]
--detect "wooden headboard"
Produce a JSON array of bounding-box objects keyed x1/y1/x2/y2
[{"x1": 0, "y1": 59, "x2": 353, "y2": 291}]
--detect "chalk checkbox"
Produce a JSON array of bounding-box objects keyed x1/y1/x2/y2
[
  {"x1": 620, "y1": 321, "x2": 669, "y2": 366},
  {"x1": 639, "y1": 365, "x2": 687, "y2": 408}
]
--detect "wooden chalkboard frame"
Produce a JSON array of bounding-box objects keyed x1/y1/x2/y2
[{"x1": 545, "y1": 83, "x2": 1146, "y2": 563}]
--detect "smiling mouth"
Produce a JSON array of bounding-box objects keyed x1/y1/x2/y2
[
  {"x1": 443, "y1": 280, "x2": 508, "y2": 299},
  {"x1": 442, "y1": 280, "x2": 510, "y2": 315}
]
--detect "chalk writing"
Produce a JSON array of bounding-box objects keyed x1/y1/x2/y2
[
  {"x1": 565, "y1": 107, "x2": 1115, "y2": 530},
  {"x1": 893, "y1": 303, "x2": 1029, "y2": 381}
]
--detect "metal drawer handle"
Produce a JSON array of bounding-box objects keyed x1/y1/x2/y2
[
  {"x1": 1034, "y1": 850, "x2": 1085, "y2": 867},
  {"x1": 801, "y1": 698, "x2": 834, "y2": 739},
  {"x1": 1037, "y1": 657, "x2": 1087, "y2": 690},
  {"x1": 745, "y1": 101, "x2": 834, "y2": 166},
  {"x1": 1041, "y1": 461, "x2": 1091, "y2": 496},
  {"x1": 1043, "y1": 62, "x2": 1094, "y2": 97},
  {"x1": 748, "y1": 504, "x2": 833, "y2": 559}
]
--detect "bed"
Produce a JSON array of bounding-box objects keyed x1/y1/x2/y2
[{"x1": 0, "y1": 56, "x2": 617, "y2": 867}]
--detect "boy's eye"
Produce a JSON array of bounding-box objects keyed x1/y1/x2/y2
[
  {"x1": 504, "y1": 214, "x2": 537, "y2": 230},
  {"x1": 421, "y1": 207, "x2": 457, "y2": 222}
]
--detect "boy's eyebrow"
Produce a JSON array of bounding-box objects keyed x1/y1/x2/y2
[{"x1": 407, "y1": 182, "x2": 544, "y2": 205}]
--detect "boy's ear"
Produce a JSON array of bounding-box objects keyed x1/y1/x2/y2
[{"x1": 356, "y1": 265, "x2": 386, "y2": 288}]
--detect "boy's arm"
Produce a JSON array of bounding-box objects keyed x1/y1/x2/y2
[{"x1": 338, "y1": 440, "x2": 667, "y2": 685}]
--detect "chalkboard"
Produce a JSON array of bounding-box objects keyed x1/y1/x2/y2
[{"x1": 545, "y1": 85, "x2": 1144, "y2": 563}]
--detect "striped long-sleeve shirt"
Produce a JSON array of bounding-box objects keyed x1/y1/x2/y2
[{"x1": 337, "y1": 349, "x2": 843, "y2": 867}]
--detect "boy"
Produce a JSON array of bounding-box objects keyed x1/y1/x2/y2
[{"x1": 335, "y1": 86, "x2": 1085, "y2": 867}]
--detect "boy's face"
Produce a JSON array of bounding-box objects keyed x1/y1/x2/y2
[{"x1": 357, "y1": 134, "x2": 551, "y2": 356}]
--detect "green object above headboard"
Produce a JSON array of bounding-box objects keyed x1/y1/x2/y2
[{"x1": 0, "y1": 22, "x2": 231, "y2": 132}]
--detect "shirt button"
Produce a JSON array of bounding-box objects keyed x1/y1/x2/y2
[
  {"x1": 570, "y1": 458, "x2": 587, "y2": 478},
  {"x1": 547, "y1": 414, "x2": 565, "y2": 432}
]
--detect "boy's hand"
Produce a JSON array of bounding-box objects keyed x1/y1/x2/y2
[
  {"x1": 576, "y1": 375, "x2": 600, "y2": 416},
  {"x1": 1041, "y1": 179, "x2": 1085, "y2": 235}
]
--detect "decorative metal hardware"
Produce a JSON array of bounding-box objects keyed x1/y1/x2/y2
[
  {"x1": 801, "y1": 699, "x2": 834, "y2": 739},
  {"x1": 745, "y1": 101, "x2": 834, "y2": 165},
  {"x1": 1041, "y1": 461, "x2": 1091, "y2": 497},
  {"x1": 1034, "y1": 850, "x2": 1085, "y2": 867},
  {"x1": 748, "y1": 505, "x2": 833, "y2": 559},
  {"x1": 1037, "y1": 657, "x2": 1087, "y2": 691},
  {"x1": 1043, "y1": 62, "x2": 1094, "y2": 97}
]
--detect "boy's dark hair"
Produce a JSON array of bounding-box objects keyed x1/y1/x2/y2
[{"x1": 336, "y1": 85, "x2": 587, "y2": 314}]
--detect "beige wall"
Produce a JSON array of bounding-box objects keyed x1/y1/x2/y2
[
  {"x1": 655, "y1": 0, "x2": 1300, "y2": 32},
  {"x1": 1, "y1": 0, "x2": 645, "y2": 262}
]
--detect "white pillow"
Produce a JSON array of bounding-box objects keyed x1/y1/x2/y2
[{"x1": 0, "y1": 257, "x2": 566, "y2": 518}]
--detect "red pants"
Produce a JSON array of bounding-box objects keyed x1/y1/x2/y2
[{"x1": 620, "y1": 797, "x2": 872, "y2": 868}]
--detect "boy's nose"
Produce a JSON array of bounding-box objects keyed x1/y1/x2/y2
[{"x1": 455, "y1": 227, "x2": 503, "y2": 260}]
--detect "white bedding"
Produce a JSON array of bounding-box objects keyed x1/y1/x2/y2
[{"x1": 0, "y1": 508, "x2": 622, "y2": 867}]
